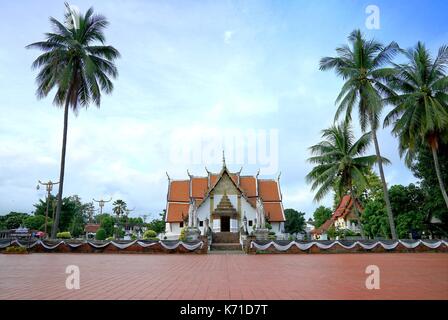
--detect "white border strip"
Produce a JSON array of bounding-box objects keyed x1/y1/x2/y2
[{"x1": 250, "y1": 240, "x2": 447, "y2": 251}]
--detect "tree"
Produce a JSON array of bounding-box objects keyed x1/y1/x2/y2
[
  {"x1": 320, "y1": 29, "x2": 400, "y2": 239},
  {"x1": 306, "y1": 122, "x2": 388, "y2": 238},
  {"x1": 95, "y1": 228, "x2": 106, "y2": 240},
  {"x1": 4, "y1": 212, "x2": 29, "y2": 229},
  {"x1": 411, "y1": 143, "x2": 448, "y2": 229},
  {"x1": 362, "y1": 183, "x2": 428, "y2": 239},
  {"x1": 112, "y1": 200, "x2": 127, "y2": 217},
  {"x1": 389, "y1": 184, "x2": 426, "y2": 238},
  {"x1": 384, "y1": 42, "x2": 448, "y2": 209},
  {"x1": 99, "y1": 214, "x2": 115, "y2": 237},
  {"x1": 284, "y1": 209, "x2": 306, "y2": 234},
  {"x1": 312, "y1": 206, "x2": 332, "y2": 228},
  {"x1": 147, "y1": 211, "x2": 166, "y2": 234},
  {"x1": 27, "y1": 4, "x2": 120, "y2": 238},
  {"x1": 361, "y1": 200, "x2": 390, "y2": 239},
  {"x1": 33, "y1": 194, "x2": 88, "y2": 234},
  {"x1": 23, "y1": 215, "x2": 47, "y2": 231},
  {"x1": 306, "y1": 122, "x2": 380, "y2": 201}
]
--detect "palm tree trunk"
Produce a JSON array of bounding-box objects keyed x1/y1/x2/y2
[
  {"x1": 51, "y1": 96, "x2": 70, "y2": 239},
  {"x1": 371, "y1": 129, "x2": 398, "y2": 239},
  {"x1": 431, "y1": 146, "x2": 448, "y2": 209}
]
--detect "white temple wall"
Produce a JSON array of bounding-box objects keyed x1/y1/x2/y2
[{"x1": 241, "y1": 198, "x2": 257, "y2": 233}]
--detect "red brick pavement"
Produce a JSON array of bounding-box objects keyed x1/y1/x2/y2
[{"x1": 0, "y1": 253, "x2": 447, "y2": 300}]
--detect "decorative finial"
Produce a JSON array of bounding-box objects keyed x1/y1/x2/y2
[
  {"x1": 187, "y1": 169, "x2": 192, "y2": 177},
  {"x1": 166, "y1": 172, "x2": 171, "y2": 181},
  {"x1": 277, "y1": 171, "x2": 281, "y2": 181},
  {"x1": 222, "y1": 150, "x2": 226, "y2": 167}
]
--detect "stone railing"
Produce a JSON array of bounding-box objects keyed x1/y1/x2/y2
[
  {"x1": 0, "y1": 237, "x2": 208, "y2": 254},
  {"x1": 247, "y1": 239, "x2": 448, "y2": 254}
]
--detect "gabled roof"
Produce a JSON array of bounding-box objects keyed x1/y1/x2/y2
[
  {"x1": 165, "y1": 165, "x2": 285, "y2": 222},
  {"x1": 240, "y1": 176, "x2": 256, "y2": 197},
  {"x1": 84, "y1": 224, "x2": 101, "y2": 233},
  {"x1": 166, "y1": 203, "x2": 189, "y2": 222},
  {"x1": 333, "y1": 194, "x2": 363, "y2": 220},
  {"x1": 168, "y1": 180, "x2": 190, "y2": 202},
  {"x1": 258, "y1": 180, "x2": 281, "y2": 201},
  {"x1": 312, "y1": 194, "x2": 363, "y2": 235}
]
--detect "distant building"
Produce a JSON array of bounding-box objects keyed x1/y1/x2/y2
[
  {"x1": 84, "y1": 223, "x2": 101, "y2": 239},
  {"x1": 311, "y1": 195, "x2": 363, "y2": 240}
]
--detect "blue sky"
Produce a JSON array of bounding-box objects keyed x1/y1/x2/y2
[{"x1": 0, "y1": 0, "x2": 447, "y2": 219}]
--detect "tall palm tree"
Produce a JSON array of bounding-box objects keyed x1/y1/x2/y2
[
  {"x1": 27, "y1": 4, "x2": 120, "y2": 238},
  {"x1": 113, "y1": 199, "x2": 127, "y2": 217},
  {"x1": 319, "y1": 29, "x2": 399, "y2": 239},
  {"x1": 112, "y1": 199, "x2": 127, "y2": 239},
  {"x1": 306, "y1": 122, "x2": 390, "y2": 238},
  {"x1": 384, "y1": 42, "x2": 448, "y2": 209}
]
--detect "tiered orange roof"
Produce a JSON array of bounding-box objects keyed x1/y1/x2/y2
[
  {"x1": 165, "y1": 166, "x2": 285, "y2": 222},
  {"x1": 312, "y1": 194, "x2": 363, "y2": 235}
]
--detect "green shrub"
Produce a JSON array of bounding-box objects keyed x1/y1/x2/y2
[
  {"x1": 268, "y1": 231, "x2": 276, "y2": 236},
  {"x1": 105, "y1": 236, "x2": 114, "y2": 241},
  {"x1": 265, "y1": 223, "x2": 272, "y2": 230},
  {"x1": 268, "y1": 235, "x2": 276, "y2": 240},
  {"x1": 179, "y1": 227, "x2": 187, "y2": 241},
  {"x1": 143, "y1": 230, "x2": 157, "y2": 239},
  {"x1": 56, "y1": 231, "x2": 71, "y2": 239},
  {"x1": 148, "y1": 237, "x2": 160, "y2": 241},
  {"x1": 5, "y1": 246, "x2": 27, "y2": 254},
  {"x1": 130, "y1": 234, "x2": 137, "y2": 240},
  {"x1": 95, "y1": 228, "x2": 107, "y2": 240}
]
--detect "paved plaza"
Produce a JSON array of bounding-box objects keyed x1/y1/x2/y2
[{"x1": 0, "y1": 253, "x2": 447, "y2": 300}]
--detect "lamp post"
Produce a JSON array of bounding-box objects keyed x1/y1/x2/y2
[
  {"x1": 36, "y1": 180, "x2": 59, "y2": 237},
  {"x1": 93, "y1": 197, "x2": 112, "y2": 215},
  {"x1": 124, "y1": 208, "x2": 135, "y2": 235},
  {"x1": 87, "y1": 206, "x2": 99, "y2": 223}
]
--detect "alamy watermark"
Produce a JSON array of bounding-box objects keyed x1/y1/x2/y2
[
  {"x1": 65, "y1": 265, "x2": 80, "y2": 290},
  {"x1": 365, "y1": 5, "x2": 380, "y2": 30},
  {"x1": 365, "y1": 265, "x2": 380, "y2": 290},
  {"x1": 169, "y1": 128, "x2": 279, "y2": 175}
]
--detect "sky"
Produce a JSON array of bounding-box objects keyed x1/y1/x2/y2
[{"x1": 0, "y1": 0, "x2": 447, "y2": 220}]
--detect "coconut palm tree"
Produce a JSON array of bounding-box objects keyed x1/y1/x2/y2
[
  {"x1": 113, "y1": 199, "x2": 127, "y2": 217},
  {"x1": 384, "y1": 42, "x2": 448, "y2": 209},
  {"x1": 319, "y1": 29, "x2": 399, "y2": 239},
  {"x1": 27, "y1": 4, "x2": 120, "y2": 238},
  {"x1": 306, "y1": 122, "x2": 391, "y2": 238},
  {"x1": 112, "y1": 199, "x2": 127, "y2": 239}
]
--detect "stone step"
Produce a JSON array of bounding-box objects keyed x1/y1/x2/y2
[
  {"x1": 212, "y1": 232, "x2": 240, "y2": 243},
  {"x1": 208, "y1": 250, "x2": 245, "y2": 255},
  {"x1": 210, "y1": 243, "x2": 242, "y2": 251}
]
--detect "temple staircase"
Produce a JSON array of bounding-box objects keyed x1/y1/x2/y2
[{"x1": 210, "y1": 232, "x2": 243, "y2": 253}]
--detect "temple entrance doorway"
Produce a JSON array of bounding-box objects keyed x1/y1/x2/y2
[{"x1": 220, "y1": 216, "x2": 230, "y2": 232}]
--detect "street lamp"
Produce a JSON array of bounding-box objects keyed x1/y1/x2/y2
[
  {"x1": 36, "y1": 180, "x2": 59, "y2": 236},
  {"x1": 93, "y1": 197, "x2": 112, "y2": 215}
]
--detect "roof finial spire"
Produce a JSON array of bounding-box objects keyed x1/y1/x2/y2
[{"x1": 222, "y1": 150, "x2": 226, "y2": 167}]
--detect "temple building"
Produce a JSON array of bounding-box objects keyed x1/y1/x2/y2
[
  {"x1": 164, "y1": 156, "x2": 285, "y2": 240},
  {"x1": 311, "y1": 194, "x2": 363, "y2": 240}
]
